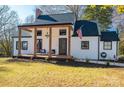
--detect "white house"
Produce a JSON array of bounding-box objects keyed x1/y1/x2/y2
[{"x1": 12, "y1": 10, "x2": 119, "y2": 61}]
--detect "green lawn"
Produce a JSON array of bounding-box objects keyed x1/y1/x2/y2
[{"x1": 0, "y1": 58, "x2": 124, "y2": 87}]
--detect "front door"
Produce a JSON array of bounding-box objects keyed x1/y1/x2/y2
[
  {"x1": 59, "y1": 38, "x2": 67, "y2": 55},
  {"x1": 37, "y1": 39, "x2": 42, "y2": 53}
]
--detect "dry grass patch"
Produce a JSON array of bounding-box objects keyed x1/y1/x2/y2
[{"x1": 0, "y1": 58, "x2": 124, "y2": 87}]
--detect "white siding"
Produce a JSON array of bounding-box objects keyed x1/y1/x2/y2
[
  {"x1": 99, "y1": 41, "x2": 117, "y2": 60},
  {"x1": 13, "y1": 37, "x2": 34, "y2": 56},
  {"x1": 71, "y1": 37, "x2": 99, "y2": 60},
  {"x1": 13, "y1": 27, "x2": 118, "y2": 61},
  {"x1": 13, "y1": 26, "x2": 72, "y2": 56},
  {"x1": 37, "y1": 27, "x2": 70, "y2": 55}
]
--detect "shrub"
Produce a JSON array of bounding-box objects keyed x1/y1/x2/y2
[
  {"x1": 106, "y1": 61, "x2": 110, "y2": 66},
  {"x1": 118, "y1": 55, "x2": 124, "y2": 62},
  {"x1": 85, "y1": 58, "x2": 90, "y2": 63},
  {"x1": 119, "y1": 40, "x2": 124, "y2": 55},
  {"x1": 45, "y1": 57, "x2": 49, "y2": 62}
]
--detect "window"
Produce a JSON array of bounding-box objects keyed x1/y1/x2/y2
[
  {"x1": 103, "y1": 41, "x2": 112, "y2": 50},
  {"x1": 16, "y1": 41, "x2": 18, "y2": 50},
  {"x1": 16, "y1": 41, "x2": 28, "y2": 50},
  {"x1": 59, "y1": 29, "x2": 66, "y2": 35},
  {"x1": 37, "y1": 30, "x2": 42, "y2": 36},
  {"x1": 22, "y1": 41, "x2": 28, "y2": 50},
  {"x1": 81, "y1": 41, "x2": 89, "y2": 49}
]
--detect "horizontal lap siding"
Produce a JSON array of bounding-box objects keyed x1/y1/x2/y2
[
  {"x1": 99, "y1": 41, "x2": 117, "y2": 60},
  {"x1": 13, "y1": 37, "x2": 34, "y2": 56},
  {"x1": 71, "y1": 37, "x2": 99, "y2": 60}
]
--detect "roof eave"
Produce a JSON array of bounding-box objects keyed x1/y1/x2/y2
[{"x1": 18, "y1": 22, "x2": 73, "y2": 27}]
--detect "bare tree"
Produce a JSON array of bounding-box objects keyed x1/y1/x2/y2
[
  {"x1": 65, "y1": 5, "x2": 84, "y2": 21},
  {"x1": 25, "y1": 15, "x2": 35, "y2": 23},
  {"x1": 38, "y1": 5, "x2": 70, "y2": 15},
  {"x1": 0, "y1": 5, "x2": 19, "y2": 56},
  {"x1": 37, "y1": 5, "x2": 84, "y2": 21}
]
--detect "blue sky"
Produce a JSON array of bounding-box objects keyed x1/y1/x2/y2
[{"x1": 9, "y1": 5, "x2": 35, "y2": 22}]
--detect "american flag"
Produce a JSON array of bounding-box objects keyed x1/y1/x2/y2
[{"x1": 76, "y1": 25, "x2": 83, "y2": 39}]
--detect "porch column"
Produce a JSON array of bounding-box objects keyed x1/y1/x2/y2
[
  {"x1": 68, "y1": 26, "x2": 71, "y2": 57},
  {"x1": 34, "y1": 27, "x2": 37, "y2": 57},
  {"x1": 48, "y1": 27, "x2": 52, "y2": 58},
  {"x1": 18, "y1": 28, "x2": 22, "y2": 56}
]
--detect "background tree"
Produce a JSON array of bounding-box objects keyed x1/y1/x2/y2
[
  {"x1": 0, "y1": 5, "x2": 19, "y2": 56},
  {"x1": 65, "y1": 5, "x2": 84, "y2": 21},
  {"x1": 37, "y1": 5, "x2": 69, "y2": 14},
  {"x1": 83, "y1": 5, "x2": 113, "y2": 31},
  {"x1": 116, "y1": 5, "x2": 124, "y2": 14},
  {"x1": 38, "y1": 5, "x2": 84, "y2": 21},
  {"x1": 113, "y1": 5, "x2": 124, "y2": 55},
  {"x1": 25, "y1": 15, "x2": 35, "y2": 23},
  {"x1": 119, "y1": 40, "x2": 124, "y2": 55}
]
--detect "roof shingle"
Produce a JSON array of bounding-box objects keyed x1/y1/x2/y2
[
  {"x1": 73, "y1": 20, "x2": 99, "y2": 36},
  {"x1": 19, "y1": 13, "x2": 74, "y2": 27},
  {"x1": 101, "y1": 31, "x2": 119, "y2": 41}
]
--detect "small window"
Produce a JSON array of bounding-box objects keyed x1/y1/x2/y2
[
  {"x1": 59, "y1": 29, "x2": 66, "y2": 35},
  {"x1": 103, "y1": 41, "x2": 112, "y2": 50},
  {"x1": 81, "y1": 41, "x2": 89, "y2": 49},
  {"x1": 22, "y1": 41, "x2": 28, "y2": 50},
  {"x1": 16, "y1": 41, "x2": 18, "y2": 50},
  {"x1": 37, "y1": 30, "x2": 42, "y2": 36}
]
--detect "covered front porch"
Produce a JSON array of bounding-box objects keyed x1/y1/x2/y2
[{"x1": 17, "y1": 23, "x2": 72, "y2": 60}]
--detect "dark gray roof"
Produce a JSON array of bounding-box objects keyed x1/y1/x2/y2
[
  {"x1": 19, "y1": 13, "x2": 74, "y2": 27},
  {"x1": 101, "y1": 31, "x2": 119, "y2": 41},
  {"x1": 73, "y1": 20, "x2": 99, "y2": 36}
]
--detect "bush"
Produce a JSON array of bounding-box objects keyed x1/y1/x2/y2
[
  {"x1": 85, "y1": 58, "x2": 90, "y2": 63},
  {"x1": 119, "y1": 40, "x2": 124, "y2": 55},
  {"x1": 106, "y1": 61, "x2": 110, "y2": 66},
  {"x1": 45, "y1": 57, "x2": 49, "y2": 62},
  {"x1": 118, "y1": 55, "x2": 124, "y2": 62}
]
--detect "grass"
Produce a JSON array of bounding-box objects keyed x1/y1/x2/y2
[{"x1": 0, "y1": 58, "x2": 124, "y2": 87}]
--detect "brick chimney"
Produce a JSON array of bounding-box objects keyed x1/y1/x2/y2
[{"x1": 35, "y1": 8, "x2": 42, "y2": 19}]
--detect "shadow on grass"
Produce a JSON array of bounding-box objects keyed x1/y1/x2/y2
[
  {"x1": 54, "y1": 61, "x2": 122, "y2": 68},
  {"x1": 6, "y1": 58, "x2": 123, "y2": 68},
  {"x1": 5, "y1": 59, "x2": 32, "y2": 66},
  {"x1": 0, "y1": 66, "x2": 10, "y2": 72}
]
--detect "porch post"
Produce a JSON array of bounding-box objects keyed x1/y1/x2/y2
[
  {"x1": 34, "y1": 27, "x2": 37, "y2": 57},
  {"x1": 68, "y1": 26, "x2": 71, "y2": 57},
  {"x1": 18, "y1": 28, "x2": 21, "y2": 56},
  {"x1": 48, "y1": 27, "x2": 52, "y2": 58}
]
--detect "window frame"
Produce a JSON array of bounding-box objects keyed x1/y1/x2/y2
[
  {"x1": 81, "y1": 41, "x2": 89, "y2": 49},
  {"x1": 59, "y1": 29, "x2": 67, "y2": 36},
  {"x1": 37, "y1": 30, "x2": 42, "y2": 36},
  {"x1": 103, "y1": 41, "x2": 112, "y2": 50},
  {"x1": 22, "y1": 41, "x2": 28, "y2": 50}
]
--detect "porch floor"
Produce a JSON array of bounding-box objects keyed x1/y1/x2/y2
[{"x1": 17, "y1": 54, "x2": 73, "y2": 60}]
